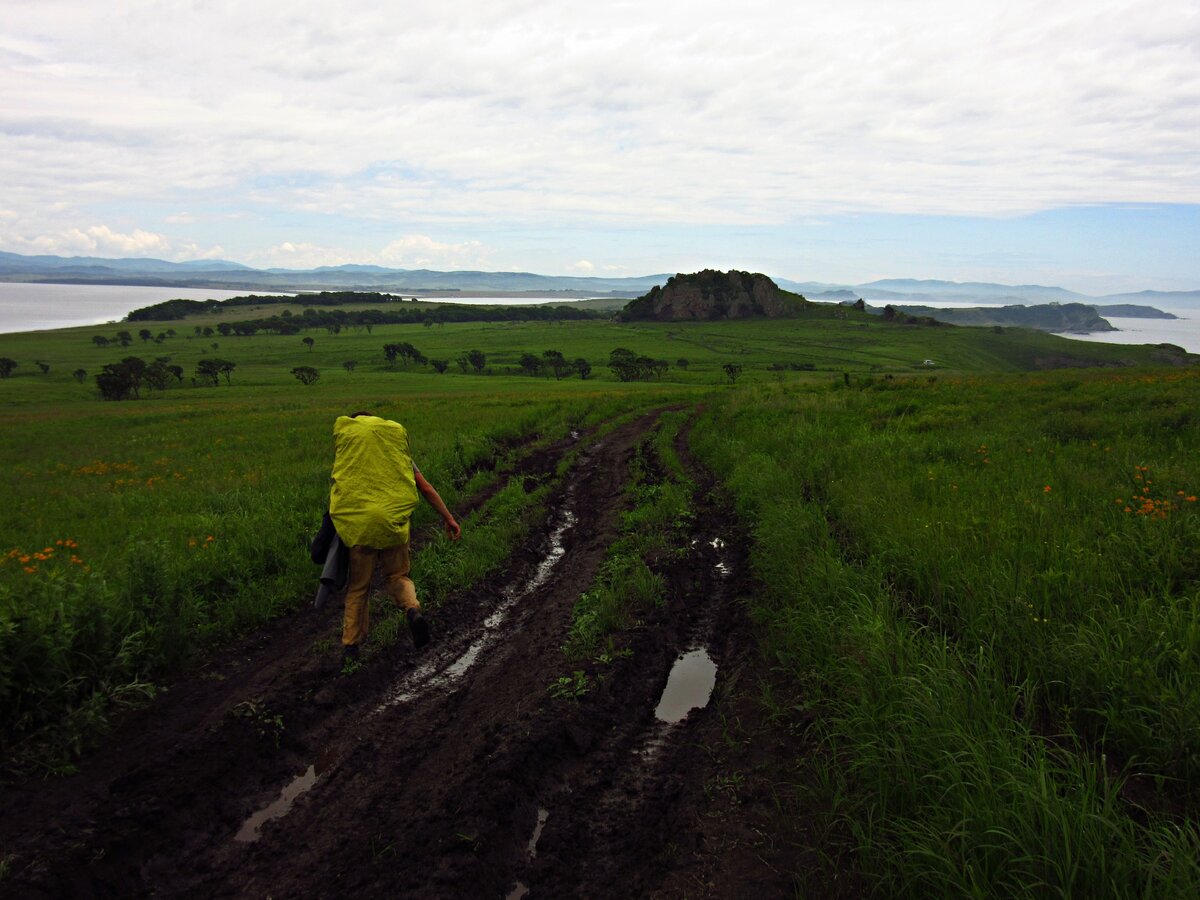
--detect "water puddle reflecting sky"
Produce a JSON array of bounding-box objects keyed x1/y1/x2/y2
[
  {"x1": 654, "y1": 649, "x2": 717, "y2": 724},
  {"x1": 377, "y1": 506, "x2": 577, "y2": 711},
  {"x1": 235, "y1": 747, "x2": 338, "y2": 843}
]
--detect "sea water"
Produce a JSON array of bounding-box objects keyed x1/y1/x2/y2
[
  {"x1": 0, "y1": 283, "x2": 291, "y2": 334},
  {"x1": 846, "y1": 299, "x2": 1200, "y2": 354}
]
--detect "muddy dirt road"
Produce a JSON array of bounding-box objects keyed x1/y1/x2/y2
[{"x1": 1, "y1": 410, "x2": 815, "y2": 898}]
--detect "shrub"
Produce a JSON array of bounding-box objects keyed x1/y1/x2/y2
[{"x1": 291, "y1": 366, "x2": 319, "y2": 385}]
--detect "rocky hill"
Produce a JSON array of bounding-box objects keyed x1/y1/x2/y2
[{"x1": 618, "y1": 270, "x2": 806, "y2": 321}]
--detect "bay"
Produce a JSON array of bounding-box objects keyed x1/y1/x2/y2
[
  {"x1": 0, "y1": 283, "x2": 584, "y2": 335},
  {"x1": 0, "y1": 282, "x2": 291, "y2": 335},
  {"x1": 865, "y1": 299, "x2": 1200, "y2": 354},
  {"x1": 1058, "y1": 311, "x2": 1200, "y2": 354}
]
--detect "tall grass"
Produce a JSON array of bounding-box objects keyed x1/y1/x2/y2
[{"x1": 692, "y1": 369, "x2": 1200, "y2": 896}]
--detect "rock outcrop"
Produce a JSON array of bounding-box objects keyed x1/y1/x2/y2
[{"x1": 617, "y1": 270, "x2": 806, "y2": 321}]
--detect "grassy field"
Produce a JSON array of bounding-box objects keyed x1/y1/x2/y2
[
  {"x1": 0, "y1": 319, "x2": 700, "y2": 767},
  {"x1": 692, "y1": 369, "x2": 1200, "y2": 896},
  {"x1": 0, "y1": 297, "x2": 1177, "y2": 402},
  {"x1": 2, "y1": 303, "x2": 1198, "y2": 893}
]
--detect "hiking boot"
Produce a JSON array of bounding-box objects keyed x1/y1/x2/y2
[
  {"x1": 406, "y1": 609, "x2": 431, "y2": 649},
  {"x1": 341, "y1": 644, "x2": 361, "y2": 665}
]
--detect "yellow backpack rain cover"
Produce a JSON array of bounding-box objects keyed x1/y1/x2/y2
[{"x1": 329, "y1": 415, "x2": 420, "y2": 548}]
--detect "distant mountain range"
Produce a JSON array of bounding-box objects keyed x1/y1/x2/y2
[
  {"x1": 0, "y1": 251, "x2": 667, "y2": 295},
  {"x1": 777, "y1": 277, "x2": 1200, "y2": 309},
  {"x1": 1, "y1": 251, "x2": 1196, "y2": 308}
]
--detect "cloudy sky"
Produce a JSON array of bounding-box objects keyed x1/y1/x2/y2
[{"x1": 2, "y1": 0, "x2": 1198, "y2": 292}]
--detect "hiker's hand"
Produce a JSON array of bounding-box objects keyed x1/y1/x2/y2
[{"x1": 444, "y1": 517, "x2": 461, "y2": 541}]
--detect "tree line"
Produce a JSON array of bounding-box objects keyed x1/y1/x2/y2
[
  {"x1": 125, "y1": 292, "x2": 602, "y2": 328},
  {"x1": 92, "y1": 356, "x2": 237, "y2": 400}
]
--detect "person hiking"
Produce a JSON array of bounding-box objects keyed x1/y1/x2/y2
[{"x1": 329, "y1": 411, "x2": 460, "y2": 664}]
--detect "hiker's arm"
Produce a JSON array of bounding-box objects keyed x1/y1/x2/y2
[{"x1": 414, "y1": 470, "x2": 461, "y2": 541}]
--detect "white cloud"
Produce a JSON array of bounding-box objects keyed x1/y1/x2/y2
[
  {"x1": 250, "y1": 241, "x2": 354, "y2": 269},
  {"x1": 3, "y1": 224, "x2": 170, "y2": 256},
  {"x1": 0, "y1": 0, "x2": 1197, "y2": 270},
  {"x1": 245, "y1": 235, "x2": 490, "y2": 269},
  {"x1": 165, "y1": 212, "x2": 195, "y2": 224},
  {"x1": 0, "y1": 223, "x2": 226, "y2": 260},
  {"x1": 569, "y1": 259, "x2": 596, "y2": 273},
  {"x1": 378, "y1": 235, "x2": 489, "y2": 269}
]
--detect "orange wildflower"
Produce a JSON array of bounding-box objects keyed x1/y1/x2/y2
[{"x1": 1044, "y1": 485, "x2": 1052, "y2": 493}]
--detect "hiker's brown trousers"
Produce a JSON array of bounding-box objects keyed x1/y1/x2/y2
[{"x1": 342, "y1": 542, "x2": 419, "y2": 647}]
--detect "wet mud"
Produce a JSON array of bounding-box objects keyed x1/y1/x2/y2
[{"x1": 0, "y1": 408, "x2": 822, "y2": 898}]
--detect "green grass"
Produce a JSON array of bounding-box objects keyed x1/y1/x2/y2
[
  {"x1": 2, "y1": 307, "x2": 1198, "y2": 892},
  {"x1": 691, "y1": 368, "x2": 1200, "y2": 896},
  {"x1": 0, "y1": 300, "x2": 1182, "y2": 408},
  {"x1": 0, "y1": 336, "x2": 692, "y2": 767}
]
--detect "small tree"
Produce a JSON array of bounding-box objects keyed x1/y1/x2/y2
[
  {"x1": 0, "y1": 358, "x2": 17, "y2": 379},
  {"x1": 461, "y1": 349, "x2": 486, "y2": 374},
  {"x1": 518, "y1": 352, "x2": 544, "y2": 377},
  {"x1": 302, "y1": 336, "x2": 315, "y2": 352},
  {"x1": 96, "y1": 357, "x2": 147, "y2": 400},
  {"x1": 116, "y1": 330, "x2": 133, "y2": 348},
  {"x1": 676, "y1": 358, "x2": 689, "y2": 370},
  {"x1": 73, "y1": 368, "x2": 87, "y2": 383},
  {"x1": 92, "y1": 335, "x2": 110, "y2": 348},
  {"x1": 144, "y1": 361, "x2": 171, "y2": 392},
  {"x1": 138, "y1": 329, "x2": 152, "y2": 342},
  {"x1": 574, "y1": 358, "x2": 591, "y2": 380},
  {"x1": 343, "y1": 360, "x2": 358, "y2": 374},
  {"x1": 430, "y1": 359, "x2": 449, "y2": 374},
  {"x1": 723, "y1": 362, "x2": 743, "y2": 384},
  {"x1": 291, "y1": 366, "x2": 320, "y2": 385},
  {"x1": 195, "y1": 359, "x2": 221, "y2": 386},
  {"x1": 388, "y1": 342, "x2": 424, "y2": 367},
  {"x1": 609, "y1": 348, "x2": 640, "y2": 382},
  {"x1": 543, "y1": 349, "x2": 571, "y2": 380},
  {"x1": 36, "y1": 361, "x2": 50, "y2": 375}
]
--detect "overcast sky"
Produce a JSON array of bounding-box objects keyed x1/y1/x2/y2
[{"x1": 2, "y1": 0, "x2": 1198, "y2": 292}]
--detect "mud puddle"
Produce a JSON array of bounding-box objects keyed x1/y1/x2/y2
[
  {"x1": 505, "y1": 807, "x2": 549, "y2": 900},
  {"x1": 655, "y1": 648, "x2": 718, "y2": 723},
  {"x1": 527, "y1": 806, "x2": 549, "y2": 858},
  {"x1": 235, "y1": 747, "x2": 338, "y2": 842},
  {"x1": 378, "y1": 503, "x2": 578, "y2": 710}
]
